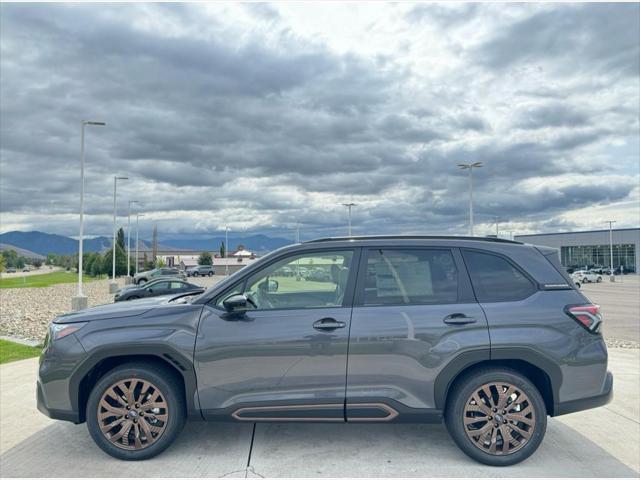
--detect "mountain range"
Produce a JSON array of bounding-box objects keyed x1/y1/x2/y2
[{"x1": 0, "y1": 231, "x2": 292, "y2": 257}]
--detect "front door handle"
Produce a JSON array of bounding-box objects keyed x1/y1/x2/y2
[
  {"x1": 313, "y1": 318, "x2": 346, "y2": 331},
  {"x1": 443, "y1": 313, "x2": 477, "y2": 325}
]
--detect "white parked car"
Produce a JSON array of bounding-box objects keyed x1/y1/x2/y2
[{"x1": 571, "y1": 270, "x2": 602, "y2": 285}]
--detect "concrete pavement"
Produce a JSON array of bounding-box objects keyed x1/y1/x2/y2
[{"x1": 1, "y1": 349, "x2": 638, "y2": 477}]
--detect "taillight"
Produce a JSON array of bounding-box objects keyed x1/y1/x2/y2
[{"x1": 565, "y1": 304, "x2": 602, "y2": 333}]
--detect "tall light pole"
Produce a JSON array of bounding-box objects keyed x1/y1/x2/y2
[
  {"x1": 295, "y1": 221, "x2": 300, "y2": 243},
  {"x1": 225, "y1": 226, "x2": 229, "y2": 276},
  {"x1": 135, "y1": 213, "x2": 145, "y2": 275},
  {"x1": 458, "y1": 162, "x2": 483, "y2": 236},
  {"x1": 607, "y1": 220, "x2": 616, "y2": 282},
  {"x1": 72, "y1": 120, "x2": 106, "y2": 311},
  {"x1": 126, "y1": 200, "x2": 141, "y2": 283},
  {"x1": 110, "y1": 176, "x2": 128, "y2": 293},
  {"x1": 342, "y1": 203, "x2": 357, "y2": 236}
]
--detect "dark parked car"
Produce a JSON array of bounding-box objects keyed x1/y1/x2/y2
[
  {"x1": 133, "y1": 267, "x2": 185, "y2": 285},
  {"x1": 6, "y1": 267, "x2": 16, "y2": 273},
  {"x1": 114, "y1": 279, "x2": 203, "y2": 302},
  {"x1": 38, "y1": 236, "x2": 611, "y2": 465},
  {"x1": 186, "y1": 265, "x2": 215, "y2": 277}
]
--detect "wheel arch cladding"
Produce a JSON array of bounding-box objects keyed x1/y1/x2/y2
[
  {"x1": 436, "y1": 357, "x2": 556, "y2": 416},
  {"x1": 73, "y1": 349, "x2": 198, "y2": 423}
]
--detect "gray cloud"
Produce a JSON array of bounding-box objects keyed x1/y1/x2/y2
[{"x1": 1, "y1": 3, "x2": 638, "y2": 241}]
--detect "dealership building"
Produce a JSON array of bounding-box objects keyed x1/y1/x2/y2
[{"x1": 514, "y1": 228, "x2": 640, "y2": 274}]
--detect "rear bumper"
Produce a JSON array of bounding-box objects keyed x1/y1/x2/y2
[{"x1": 554, "y1": 370, "x2": 613, "y2": 416}]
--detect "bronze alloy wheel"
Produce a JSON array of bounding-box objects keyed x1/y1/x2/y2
[
  {"x1": 462, "y1": 382, "x2": 535, "y2": 455},
  {"x1": 97, "y1": 378, "x2": 169, "y2": 451}
]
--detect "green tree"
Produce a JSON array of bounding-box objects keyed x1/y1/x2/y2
[
  {"x1": 219, "y1": 241, "x2": 225, "y2": 258},
  {"x1": 156, "y1": 257, "x2": 166, "y2": 268},
  {"x1": 198, "y1": 251, "x2": 213, "y2": 265},
  {"x1": 90, "y1": 254, "x2": 105, "y2": 277},
  {"x1": 0, "y1": 254, "x2": 5, "y2": 274},
  {"x1": 32, "y1": 258, "x2": 43, "y2": 268},
  {"x1": 117, "y1": 227, "x2": 126, "y2": 251},
  {"x1": 102, "y1": 243, "x2": 128, "y2": 276}
]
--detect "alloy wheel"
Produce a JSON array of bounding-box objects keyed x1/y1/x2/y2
[
  {"x1": 97, "y1": 378, "x2": 169, "y2": 451},
  {"x1": 462, "y1": 382, "x2": 535, "y2": 455}
]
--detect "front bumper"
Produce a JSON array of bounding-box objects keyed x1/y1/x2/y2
[
  {"x1": 554, "y1": 370, "x2": 613, "y2": 416},
  {"x1": 37, "y1": 332, "x2": 87, "y2": 424}
]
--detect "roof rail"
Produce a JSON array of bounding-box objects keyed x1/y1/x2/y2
[{"x1": 304, "y1": 235, "x2": 523, "y2": 244}]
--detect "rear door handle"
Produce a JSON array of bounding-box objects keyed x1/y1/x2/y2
[
  {"x1": 443, "y1": 313, "x2": 477, "y2": 325},
  {"x1": 313, "y1": 318, "x2": 346, "y2": 331}
]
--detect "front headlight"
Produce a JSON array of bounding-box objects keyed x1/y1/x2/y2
[{"x1": 49, "y1": 322, "x2": 88, "y2": 341}]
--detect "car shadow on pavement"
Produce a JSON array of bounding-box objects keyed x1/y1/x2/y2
[{"x1": 0, "y1": 419, "x2": 637, "y2": 478}]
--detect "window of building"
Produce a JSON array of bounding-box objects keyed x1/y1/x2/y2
[
  {"x1": 462, "y1": 250, "x2": 536, "y2": 302},
  {"x1": 361, "y1": 249, "x2": 458, "y2": 306}
]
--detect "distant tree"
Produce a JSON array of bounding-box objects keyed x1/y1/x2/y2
[
  {"x1": 0, "y1": 255, "x2": 5, "y2": 275},
  {"x1": 90, "y1": 254, "x2": 105, "y2": 277},
  {"x1": 219, "y1": 241, "x2": 226, "y2": 259},
  {"x1": 198, "y1": 251, "x2": 213, "y2": 266},
  {"x1": 101, "y1": 244, "x2": 127, "y2": 276},
  {"x1": 156, "y1": 257, "x2": 166, "y2": 268},
  {"x1": 32, "y1": 259, "x2": 43, "y2": 268},
  {"x1": 117, "y1": 227, "x2": 126, "y2": 251},
  {"x1": 143, "y1": 252, "x2": 155, "y2": 271}
]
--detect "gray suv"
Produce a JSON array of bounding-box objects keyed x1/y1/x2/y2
[{"x1": 37, "y1": 236, "x2": 611, "y2": 465}]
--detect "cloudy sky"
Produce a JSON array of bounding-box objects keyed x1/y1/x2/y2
[{"x1": 1, "y1": 2, "x2": 638, "y2": 242}]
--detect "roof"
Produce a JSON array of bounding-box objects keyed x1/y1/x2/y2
[{"x1": 304, "y1": 235, "x2": 522, "y2": 245}]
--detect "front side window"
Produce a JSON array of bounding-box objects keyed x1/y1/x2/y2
[
  {"x1": 362, "y1": 249, "x2": 458, "y2": 306},
  {"x1": 219, "y1": 250, "x2": 354, "y2": 310},
  {"x1": 462, "y1": 250, "x2": 536, "y2": 302},
  {"x1": 170, "y1": 282, "x2": 185, "y2": 290}
]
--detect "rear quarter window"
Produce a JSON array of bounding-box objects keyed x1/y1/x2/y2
[{"x1": 462, "y1": 250, "x2": 536, "y2": 302}]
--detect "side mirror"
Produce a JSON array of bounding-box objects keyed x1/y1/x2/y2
[
  {"x1": 268, "y1": 279, "x2": 279, "y2": 293},
  {"x1": 223, "y1": 294, "x2": 249, "y2": 313},
  {"x1": 148, "y1": 288, "x2": 153, "y2": 293}
]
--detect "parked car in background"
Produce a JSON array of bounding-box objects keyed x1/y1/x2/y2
[
  {"x1": 22, "y1": 267, "x2": 30, "y2": 272},
  {"x1": 38, "y1": 236, "x2": 611, "y2": 466},
  {"x1": 571, "y1": 270, "x2": 602, "y2": 284},
  {"x1": 133, "y1": 267, "x2": 186, "y2": 285},
  {"x1": 186, "y1": 265, "x2": 215, "y2": 277},
  {"x1": 115, "y1": 279, "x2": 203, "y2": 302},
  {"x1": 6, "y1": 267, "x2": 16, "y2": 273}
]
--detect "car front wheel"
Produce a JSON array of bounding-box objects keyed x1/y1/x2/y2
[
  {"x1": 445, "y1": 368, "x2": 547, "y2": 466},
  {"x1": 86, "y1": 363, "x2": 185, "y2": 460},
  {"x1": 208, "y1": 271, "x2": 213, "y2": 276},
  {"x1": 597, "y1": 276, "x2": 602, "y2": 283}
]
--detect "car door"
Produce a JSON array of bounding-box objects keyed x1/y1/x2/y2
[
  {"x1": 194, "y1": 248, "x2": 360, "y2": 421},
  {"x1": 345, "y1": 247, "x2": 489, "y2": 421},
  {"x1": 147, "y1": 281, "x2": 170, "y2": 297}
]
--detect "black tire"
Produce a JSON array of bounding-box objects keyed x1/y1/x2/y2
[
  {"x1": 208, "y1": 271, "x2": 213, "y2": 277},
  {"x1": 445, "y1": 367, "x2": 547, "y2": 466},
  {"x1": 127, "y1": 295, "x2": 140, "y2": 300},
  {"x1": 137, "y1": 279, "x2": 146, "y2": 285},
  {"x1": 86, "y1": 362, "x2": 186, "y2": 460},
  {"x1": 597, "y1": 276, "x2": 602, "y2": 283}
]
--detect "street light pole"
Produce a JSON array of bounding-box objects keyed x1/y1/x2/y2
[
  {"x1": 135, "y1": 213, "x2": 145, "y2": 275},
  {"x1": 225, "y1": 226, "x2": 229, "y2": 276},
  {"x1": 126, "y1": 200, "x2": 140, "y2": 283},
  {"x1": 342, "y1": 203, "x2": 356, "y2": 236},
  {"x1": 110, "y1": 176, "x2": 128, "y2": 293},
  {"x1": 72, "y1": 120, "x2": 106, "y2": 311},
  {"x1": 458, "y1": 162, "x2": 483, "y2": 236},
  {"x1": 607, "y1": 220, "x2": 616, "y2": 282}
]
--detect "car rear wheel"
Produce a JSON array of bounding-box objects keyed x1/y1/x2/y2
[
  {"x1": 86, "y1": 363, "x2": 185, "y2": 460},
  {"x1": 127, "y1": 295, "x2": 140, "y2": 300},
  {"x1": 597, "y1": 276, "x2": 602, "y2": 283},
  {"x1": 445, "y1": 368, "x2": 547, "y2": 466},
  {"x1": 208, "y1": 271, "x2": 213, "y2": 277}
]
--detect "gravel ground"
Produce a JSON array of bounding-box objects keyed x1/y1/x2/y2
[
  {"x1": 0, "y1": 275, "x2": 637, "y2": 349},
  {"x1": 0, "y1": 278, "x2": 124, "y2": 343}
]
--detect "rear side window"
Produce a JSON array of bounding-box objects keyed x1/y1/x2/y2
[
  {"x1": 462, "y1": 250, "x2": 536, "y2": 302},
  {"x1": 362, "y1": 249, "x2": 458, "y2": 306}
]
